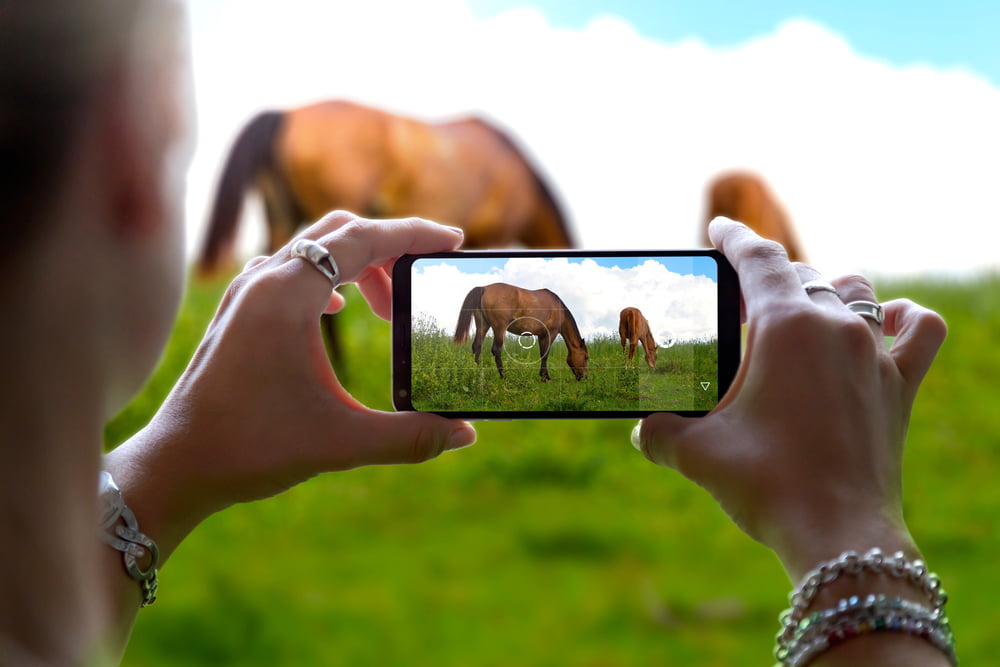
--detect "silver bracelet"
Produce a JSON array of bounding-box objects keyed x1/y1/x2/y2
[
  {"x1": 774, "y1": 548, "x2": 954, "y2": 665},
  {"x1": 98, "y1": 471, "x2": 159, "y2": 607}
]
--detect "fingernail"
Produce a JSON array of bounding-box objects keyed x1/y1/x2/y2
[
  {"x1": 448, "y1": 423, "x2": 477, "y2": 450},
  {"x1": 630, "y1": 421, "x2": 643, "y2": 451},
  {"x1": 445, "y1": 225, "x2": 464, "y2": 236}
]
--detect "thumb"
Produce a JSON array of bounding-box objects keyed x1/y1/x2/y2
[
  {"x1": 325, "y1": 290, "x2": 348, "y2": 314},
  {"x1": 349, "y1": 412, "x2": 477, "y2": 467},
  {"x1": 882, "y1": 298, "x2": 948, "y2": 390},
  {"x1": 632, "y1": 412, "x2": 700, "y2": 472}
]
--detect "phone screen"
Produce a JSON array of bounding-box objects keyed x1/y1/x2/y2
[{"x1": 392, "y1": 250, "x2": 740, "y2": 419}]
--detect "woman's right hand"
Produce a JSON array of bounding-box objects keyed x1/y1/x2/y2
[{"x1": 634, "y1": 217, "x2": 947, "y2": 582}]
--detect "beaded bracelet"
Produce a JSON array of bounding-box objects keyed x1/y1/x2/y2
[
  {"x1": 774, "y1": 548, "x2": 955, "y2": 665},
  {"x1": 783, "y1": 594, "x2": 957, "y2": 667}
]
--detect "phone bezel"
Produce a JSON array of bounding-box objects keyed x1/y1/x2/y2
[{"x1": 392, "y1": 249, "x2": 740, "y2": 419}]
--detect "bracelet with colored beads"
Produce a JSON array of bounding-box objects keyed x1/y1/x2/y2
[
  {"x1": 782, "y1": 594, "x2": 957, "y2": 667},
  {"x1": 775, "y1": 548, "x2": 946, "y2": 656},
  {"x1": 774, "y1": 548, "x2": 953, "y2": 665}
]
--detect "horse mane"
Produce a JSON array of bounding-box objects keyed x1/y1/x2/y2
[
  {"x1": 640, "y1": 315, "x2": 657, "y2": 347},
  {"x1": 469, "y1": 117, "x2": 575, "y2": 247},
  {"x1": 545, "y1": 289, "x2": 585, "y2": 346}
]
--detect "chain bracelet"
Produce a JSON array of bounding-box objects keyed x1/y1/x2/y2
[
  {"x1": 775, "y1": 547, "x2": 950, "y2": 663},
  {"x1": 98, "y1": 471, "x2": 160, "y2": 607}
]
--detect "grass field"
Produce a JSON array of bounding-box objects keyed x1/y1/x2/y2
[
  {"x1": 410, "y1": 315, "x2": 719, "y2": 413},
  {"x1": 105, "y1": 271, "x2": 1000, "y2": 666}
]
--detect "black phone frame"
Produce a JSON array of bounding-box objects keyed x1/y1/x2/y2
[{"x1": 391, "y1": 249, "x2": 740, "y2": 420}]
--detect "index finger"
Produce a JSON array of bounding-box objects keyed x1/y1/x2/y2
[
  {"x1": 708, "y1": 216, "x2": 805, "y2": 318},
  {"x1": 319, "y1": 216, "x2": 464, "y2": 283},
  {"x1": 284, "y1": 213, "x2": 463, "y2": 285}
]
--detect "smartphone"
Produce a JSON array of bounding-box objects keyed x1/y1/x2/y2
[{"x1": 392, "y1": 249, "x2": 740, "y2": 419}]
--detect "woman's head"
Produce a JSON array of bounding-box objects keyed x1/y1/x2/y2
[
  {"x1": 1, "y1": 0, "x2": 195, "y2": 412},
  {"x1": 2, "y1": 1, "x2": 189, "y2": 247}
]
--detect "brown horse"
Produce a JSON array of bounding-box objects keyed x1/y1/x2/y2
[
  {"x1": 618, "y1": 307, "x2": 658, "y2": 369},
  {"x1": 197, "y1": 101, "x2": 574, "y2": 372},
  {"x1": 703, "y1": 170, "x2": 806, "y2": 262},
  {"x1": 453, "y1": 283, "x2": 588, "y2": 381},
  {"x1": 197, "y1": 100, "x2": 575, "y2": 275}
]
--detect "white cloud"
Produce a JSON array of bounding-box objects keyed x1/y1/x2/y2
[
  {"x1": 411, "y1": 258, "x2": 718, "y2": 342},
  {"x1": 184, "y1": 1, "x2": 1000, "y2": 280}
]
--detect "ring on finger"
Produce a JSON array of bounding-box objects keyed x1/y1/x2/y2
[
  {"x1": 802, "y1": 279, "x2": 840, "y2": 297},
  {"x1": 846, "y1": 300, "x2": 884, "y2": 326},
  {"x1": 291, "y1": 238, "x2": 341, "y2": 289}
]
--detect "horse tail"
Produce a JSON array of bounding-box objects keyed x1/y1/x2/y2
[
  {"x1": 197, "y1": 110, "x2": 285, "y2": 276},
  {"x1": 453, "y1": 286, "x2": 484, "y2": 345}
]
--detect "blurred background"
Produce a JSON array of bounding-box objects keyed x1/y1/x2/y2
[
  {"x1": 186, "y1": 0, "x2": 1000, "y2": 279},
  {"x1": 108, "y1": 0, "x2": 1000, "y2": 664}
]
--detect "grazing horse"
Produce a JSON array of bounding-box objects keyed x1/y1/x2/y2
[
  {"x1": 618, "y1": 307, "x2": 658, "y2": 369},
  {"x1": 453, "y1": 283, "x2": 588, "y2": 381},
  {"x1": 703, "y1": 170, "x2": 806, "y2": 262},
  {"x1": 197, "y1": 100, "x2": 575, "y2": 275},
  {"x1": 197, "y1": 100, "x2": 575, "y2": 371}
]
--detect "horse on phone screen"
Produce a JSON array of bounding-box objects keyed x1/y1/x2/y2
[
  {"x1": 453, "y1": 283, "x2": 588, "y2": 381},
  {"x1": 704, "y1": 170, "x2": 806, "y2": 262},
  {"x1": 618, "y1": 307, "x2": 658, "y2": 369}
]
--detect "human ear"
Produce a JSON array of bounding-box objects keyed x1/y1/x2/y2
[
  {"x1": 93, "y1": 56, "x2": 180, "y2": 242},
  {"x1": 96, "y1": 12, "x2": 191, "y2": 243}
]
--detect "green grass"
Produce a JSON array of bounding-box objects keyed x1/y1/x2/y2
[
  {"x1": 411, "y1": 318, "x2": 718, "y2": 412},
  {"x1": 105, "y1": 271, "x2": 1000, "y2": 666}
]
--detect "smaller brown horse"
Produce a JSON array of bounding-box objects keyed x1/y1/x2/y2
[
  {"x1": 704, "y1": 170, "x2": 806, "y2": 262},
  {"x1": 618, "y1": 307, "x2": 658, "y2": 369},
  {"x1": 453, "y1": 283, "x2": 588, "y2": 381}
]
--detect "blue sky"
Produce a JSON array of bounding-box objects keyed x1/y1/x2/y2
[
  {"x1": 187, "y1": 1, "x2": 1000, "y2": 278},
  {"x1": 413, "y1": 255, "x2": 718, "y2": 279},
  {"x1": 467, "y1": 0, "x2": 1000, "y2": 87},
  {"x1": 410, "y1": 255, "x2": 720, "y2": 340}
]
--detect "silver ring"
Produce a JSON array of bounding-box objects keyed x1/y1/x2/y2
[
  {"x1": 291, "y1": 238, "x2": 340, "y2": 289},
  {"x1": 802, "y1": 279, "x2": 839, "y2": 297},
  {"x1": 846, "y1": 300, "x2": 884, "y2": 326}
]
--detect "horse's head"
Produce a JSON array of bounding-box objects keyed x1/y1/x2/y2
[
  {"x1": 644, "y1": 343, "x2": 658, "y2": 369},
  {"x1": 567, "y1": 342, "x2": 589, "y2": 380}
]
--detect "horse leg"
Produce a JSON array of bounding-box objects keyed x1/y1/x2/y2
[
  {"x1": 490, "y1": 327, "x2": 505, "y2": 378},
  {"x1": 472, "y1": 311, "x2": 486, "y2": 364},
  {"x1": 472, "y1": 331, "x2": 484, "y2": 365},
  {"x1": 537, "y1": 334, "x2": 552, "y2": 381},
  {"x1": 259, "y1": 171, "x2": 299, "y2": 254},
  {"x1": 261, "y1": 175, "x2": 350, "y2": 378},
  {"x1": 320, "y1": 314, "x2": 344, "y2": 373}
]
